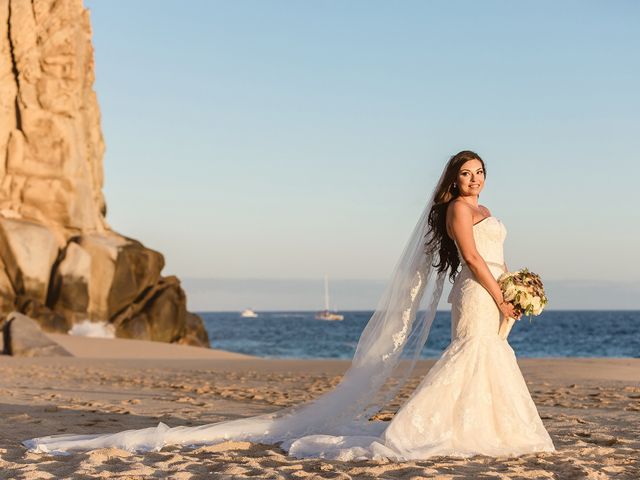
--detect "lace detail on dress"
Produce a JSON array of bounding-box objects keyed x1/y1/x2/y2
[{"x1": 383, "y1": 270, "x2": 424, "y2": 362}]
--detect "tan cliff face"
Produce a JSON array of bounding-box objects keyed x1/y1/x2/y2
[
  {"x1": 0, "y1": 0, "x2": 107, "y2": 233},
  {"x1": 0, "y1": 0, "x2": 209, "y2": 349}
]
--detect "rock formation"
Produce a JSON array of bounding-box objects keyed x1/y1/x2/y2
[
  {"x1": 3, "y1": 311, "x2": 72, "y2": 356},
  {"x1": 0, "y1": 0, "x2": 208, "y2": 348}
]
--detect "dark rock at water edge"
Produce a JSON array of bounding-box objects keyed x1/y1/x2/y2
[
  {"x1": 114, "y1": 275, "x2": 199, "y2": 344},
  {"x1": 178, "y1": 312, "x2": 211, "y2": 347}
]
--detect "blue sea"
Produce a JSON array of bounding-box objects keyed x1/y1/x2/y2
[{"x1": 200, "y1": 310, "x2": 640, "y2": 359}]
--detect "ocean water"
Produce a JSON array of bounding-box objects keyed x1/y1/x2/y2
[{"x1": 200, "y1": 310, "x2": 640, "y2": 359}]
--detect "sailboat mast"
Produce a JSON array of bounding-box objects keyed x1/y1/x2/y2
[{"x1": 324, "y1": 274, "x2": 329, "y2": 311}]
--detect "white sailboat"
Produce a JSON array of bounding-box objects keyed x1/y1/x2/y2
[{"x1": 315, "y1": 274, "x2": 344, "y2": 321}]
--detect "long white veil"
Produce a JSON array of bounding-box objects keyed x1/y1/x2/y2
[{"x1": 23, "y1": 167, "x2": 448, "y2": 455}]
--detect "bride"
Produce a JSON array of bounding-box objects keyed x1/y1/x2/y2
[{"x1": 24, "y1": 150, "x2": 556, "y2": 461}]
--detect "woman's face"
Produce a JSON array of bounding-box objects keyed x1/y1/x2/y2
[{"x1": 456, "y1": 159, "x2": 485, "y2": 197}]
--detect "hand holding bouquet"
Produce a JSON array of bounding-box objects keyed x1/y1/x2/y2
[{"x1": 496, "y1": 268, "x2": 548, "y2": 339}]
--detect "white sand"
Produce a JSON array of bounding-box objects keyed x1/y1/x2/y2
[
  {"x1": 0, "y1": 336, "x2": 638, "y2": 479},
  {"x1": 46, "y1": 333, "x2": 257, "y2": 359}
]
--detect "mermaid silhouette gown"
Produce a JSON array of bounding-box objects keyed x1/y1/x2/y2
[
  {"x1": 24, "y1": 216, "x2": 555, "y2": 460},
  {"x1": 286, "y1": 216, "x2": 556, "y2": 460}
]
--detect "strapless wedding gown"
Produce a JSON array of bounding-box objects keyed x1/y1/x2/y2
[
  {"x1": 24, "y1": 216, "x2": 555, "y2": 460},
  {"x1": 286, "y1": 216, "x2": 556, "y2": 460}
]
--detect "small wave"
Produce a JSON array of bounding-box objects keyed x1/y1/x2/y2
[{"x1": 68, "y1": 320, "x2": 115, "y2": 339}]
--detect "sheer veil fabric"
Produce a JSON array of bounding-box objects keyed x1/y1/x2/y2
[{"x1": 23, "y1": 169, "x2": 450, "y2": 456}]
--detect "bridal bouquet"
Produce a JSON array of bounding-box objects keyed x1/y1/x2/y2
[{"x1": 497, "y1": 268, "x2": 548, "y2": 339}]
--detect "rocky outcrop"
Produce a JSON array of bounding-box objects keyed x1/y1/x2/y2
[
  {"x1": 16, "y1": 295, "x2": 71, "y2": 333},
  {"x1": 78, "y1": 233, "x2": 165, "y2": 321},
  {"x1": 0, "y1": 217, "x2": 59, "y2": 304},
  {"x1": 3, "y1": 311, "x2": 71, "y2": 357},
  {"x1": 179, "y1": 312, "x2": 211, "y2": 347},
  {"x1": 0, "y1": 263, "x2": 14, "y2": 316},
  {"x1": 49, "y1": 241, "x2": 90, "y2": 323},
  {"x1": 0, "y1": 0, "x2": 106, "y2": 232},
  {"x1": 114, "y1": 276, "x2": 187, "y2": 343},
  {"x1": 0, "y1": 0, "x2": 208, "y2": 348}
]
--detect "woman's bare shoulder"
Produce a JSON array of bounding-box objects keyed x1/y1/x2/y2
[
  {"x1": 479, "y1": 204, "x2": 492, "y2": 216},
  {"x1": 447, "y1": 198, "x2": 469, "y2": 215},
  {"x1": 446, "y1": 199, "x2": 474, "y2": 225}
]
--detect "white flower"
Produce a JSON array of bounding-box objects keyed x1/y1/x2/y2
[
  {"x1": 530, "y1": 296, "x2": 541, "y2": 310},
  {"x1": 531, "y1": 296, "x2": 544, "y2": 315},
  {"x1": 498, "y1": 272, "x2": 510, "y2": 282},
  {"x1": 519, "y1": 291, "x2": 534, "y2": 309},
  {"x1": 503, "y1": 283, "x2": 518, "y2": 302}
]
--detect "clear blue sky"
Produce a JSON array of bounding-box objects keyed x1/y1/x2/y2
[{"x1": 85, "y1": 1, "x2": 639, "y2": 309}]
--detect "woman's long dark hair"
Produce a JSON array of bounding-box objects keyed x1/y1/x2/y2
[{"x1": 424, "y1": 150, "x2": 486, "y2": 283}]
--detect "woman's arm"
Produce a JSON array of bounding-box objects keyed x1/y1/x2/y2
[{"x1": 448, "y1": 202, "x2": 518, "y2": 319}]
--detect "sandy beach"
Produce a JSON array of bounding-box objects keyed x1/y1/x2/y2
[{"x1": 0, "y1": 336, "x2": 638, "y2": 479}]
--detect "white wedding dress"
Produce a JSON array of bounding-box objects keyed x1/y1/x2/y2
[
  {"x1": 286, "y1": 216, "x2": 555, "y2": 460},
  {"x1": 24, "y1": 215, "x2": 555, "y2": 460}
]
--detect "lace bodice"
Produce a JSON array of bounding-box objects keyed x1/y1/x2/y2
[
  {"x1": 447, "y1": 216, "x2": 507, "y2": 305},
  {"x1": 456, "y1": 216, "x2": 507, "y2": 268}
]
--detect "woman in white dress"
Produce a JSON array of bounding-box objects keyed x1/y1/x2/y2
[
  {"x1": 24, "y1": 151, "x2": 556, "y2": 461},
  {"x1": 363, "y1": 153, "x2": 555, "y2": 459}
]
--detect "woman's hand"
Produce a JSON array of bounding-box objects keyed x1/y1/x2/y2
[{"x1": 498, "y1": 300, "x2": 522, "y2": 320}]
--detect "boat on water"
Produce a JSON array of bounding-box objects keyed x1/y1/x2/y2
[
  {"x1": 315, "y1": 275, "x2": 344, "y2": 321},
  {"x1": 240, "y1": 308, "x2": 258, "y2": 318},
  {"x1": 315, "y1": 309, "x2": 344, "y2": 321}
]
